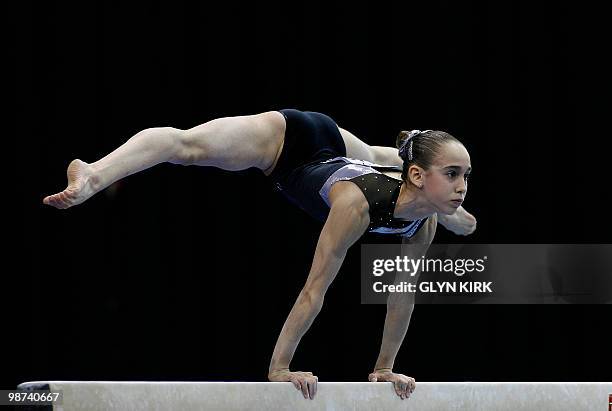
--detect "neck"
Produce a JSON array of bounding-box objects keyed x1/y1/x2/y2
[{"x1": 394, "y1": 183, "x2": 436, "y2": 221}]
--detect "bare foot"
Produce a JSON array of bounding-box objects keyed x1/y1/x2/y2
[{"x1": 43, "y1": 159, "x2": 99, "y2": 209}]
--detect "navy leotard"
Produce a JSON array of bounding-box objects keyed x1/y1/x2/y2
[{"x1": 268, "y1": 109, "x2": 428, "y2": 238}]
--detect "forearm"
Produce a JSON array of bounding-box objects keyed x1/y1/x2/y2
[
  {"x1": 267, "y1": 197, "x2": 363, "y2": 375},
  {"x1": 374, "y1": 302, "x2": 414, "y2": 370},
  {"x1": 268, "y1": 290, "x2": 323, "y2": 373},
  {"x1": 371, "y1": 217, "x2": 433, "y2": 371}
]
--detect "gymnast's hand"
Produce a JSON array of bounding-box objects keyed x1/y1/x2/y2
[
  {"x1": 268, "y1": 368, "x2": 318, "y2": 400},
  {"x1": 368, "y1": 368, "x2": 415, "y2": 400}
]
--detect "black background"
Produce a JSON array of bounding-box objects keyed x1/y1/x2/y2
[{"x1": 9, "y1": 0, "x2": 610, "y2": 390}]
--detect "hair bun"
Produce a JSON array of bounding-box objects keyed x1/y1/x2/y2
[
  {"x1": 397, "y1": 130, "x2": 434, "y2": 161},
  {"x1": 395, "y1": 130, "x2": 411, "y2": 150}
]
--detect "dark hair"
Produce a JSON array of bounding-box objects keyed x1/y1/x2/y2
[{"x1": 395, "y1": 130, "x2": 462, "y2": 181}]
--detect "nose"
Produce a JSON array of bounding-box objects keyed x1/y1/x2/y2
[{"x1": 456, "y1": 180, "x2": 467, "y2": 195}]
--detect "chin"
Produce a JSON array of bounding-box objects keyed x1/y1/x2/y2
[
  {"x1": 435, "y1": 207, "x2": 453, "y2": 215},
  {"x1": 440, "y1": 205, "x2": 458, "y2": 215}
]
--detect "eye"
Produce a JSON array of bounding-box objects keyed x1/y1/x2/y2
[{"x1": 447, "y1": 170, "x2": 471, "y2": 181}]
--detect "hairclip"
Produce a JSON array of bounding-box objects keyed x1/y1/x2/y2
[{"x1": 399, "y1": 129, "x2": 432, "y2": 161}]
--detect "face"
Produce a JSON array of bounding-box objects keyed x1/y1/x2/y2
[{"x1": 419, "y1": 141, "x2": 472, "y2": 215}]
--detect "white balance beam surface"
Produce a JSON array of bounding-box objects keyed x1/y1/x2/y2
[{"x1": 17, "y1": 381, "x2": 612, "y2": 411}]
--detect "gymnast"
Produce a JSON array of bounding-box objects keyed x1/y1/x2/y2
[{"x1": 43, "y1": 109, "x2": 476, "y2": 401}]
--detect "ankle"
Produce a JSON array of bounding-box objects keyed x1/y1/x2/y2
[{"x1": 87, "y1": 163, "x2": 104, "y2": 192}]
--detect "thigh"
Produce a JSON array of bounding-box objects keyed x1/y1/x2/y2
[
  {"x1": 337, "y1": 127, "x2": 402, "y2": 166},
  {"x1": 182, "y1": 111, "x2": 286, "y2": 172},
  {"x1": 371, "y1": 145, "x2": 403, "y2": 167},
  {"x1": 337, "y1": 127, "x2": 377, "y2": 163}
]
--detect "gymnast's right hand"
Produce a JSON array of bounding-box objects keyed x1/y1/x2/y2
[{"x1": 268, "y1": 368, "x2": 318, "y2": 399}]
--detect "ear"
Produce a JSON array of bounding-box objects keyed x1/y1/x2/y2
[{"x1": 407, "y1": 165, "x2": 425, "y2": 187}]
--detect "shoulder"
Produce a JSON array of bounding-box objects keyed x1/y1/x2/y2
[
  {"x1": 319, "y1": 181, "x2": 371, "y2": 251},
  {"x1": 327, "y1": 180, "x2": 370, "y2": 228},
  {"x1": 328, "y1": 180, "x2": 369, "y2": 215}
]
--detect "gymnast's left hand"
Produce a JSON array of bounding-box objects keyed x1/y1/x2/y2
[{"x1": 368, "y1": 368, "x2": 415, "y2": 399}]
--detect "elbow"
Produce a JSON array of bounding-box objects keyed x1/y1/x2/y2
[
  {"x1": 300, "y1": 289, "x2": 325, "y2": 313},
  {"x1": 387, "y1": 302, "x2": 415, "y2": 321},
  {"x1": 387, "y1": 294, "x2": 416, "y2": 312}
]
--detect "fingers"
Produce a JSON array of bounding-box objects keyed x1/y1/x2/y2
[
  {"x1": 394, "y1": 377, "x2": 416, "y2": 400},
  {"x1": 367, "y1": 371, "x2": 416, "y2": 400},
  {"x1": 308, "y1": 376, "x2": 317, "y2": 399},
  {"x1": 394, "y1": 381, "x2": 404, "y2": 399},
  {"x1": 300, "y1": 379, "x2": 309, "y2": 399},
  {"x1": 290, "y1": 379, "x2": 301, "y2": 391},
  {"x1": 291, "y1": 373, "x2": 318, "y2": 400}
]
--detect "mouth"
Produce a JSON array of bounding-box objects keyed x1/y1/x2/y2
[{"x1": 450, "y1": 199, "x2": 463, "y2": 207}]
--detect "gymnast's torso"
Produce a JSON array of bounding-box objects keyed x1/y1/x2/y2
[
  {"x1": 273, "y1": 155, "x2": 428, "y2": 239},
  {"x1": 267, "y1": 109, "x2": 428, "y2": 239}
]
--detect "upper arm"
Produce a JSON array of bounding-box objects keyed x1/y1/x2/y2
[
  {"x1": 389, "y1": 214, "x2": 438, "y2": 305},
  {"x1": 399, "y1": 213, "x2": 437, "y2": 274},
  {"x1": 301, "y1": 181, "x2": 370, "y2": 298},
  {"x1": 402, "y1": 213, "x2": 437, "y2": 246},
  {"x1": 324, "y1": 181, "x2": 370, "y2": 254}
]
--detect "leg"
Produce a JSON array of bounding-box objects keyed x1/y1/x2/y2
[
  {"x1": 180, "y1": 111, "x2": 285, "y2": 172},
  {"x1": 43, "y1": 111, "x2": 286, "y2": 209},
  {"x1": 337, "y1": 127, "x2": 403, "y2": 167}
]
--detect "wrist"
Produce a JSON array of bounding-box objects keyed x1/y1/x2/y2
[
  {"x1": 375, "y1": 357, "x2": 394, "y2": 371},
  {"x1": 374, "y1": 367, "x2": 392, "y2": 373},
  {"x1": 269, "y1": 364, "x2": 290, "y2": 374}
]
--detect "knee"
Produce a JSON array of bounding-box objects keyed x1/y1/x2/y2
[{"x1": 164, "y1": 127, "x2": 201, "y2": 166}]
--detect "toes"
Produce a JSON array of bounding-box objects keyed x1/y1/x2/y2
[
  {"x1": 43, "y1": 187, "x2": 84, "y2": 209},
  {"x1": 45, "y1": 196, "x2": 58, "y2": 208},
  {"x1": 56, "y1": 193, "x2": 67, "y2": 207},
  {"x1": 58, "y1": 191, "x2": 72, "y2": 207},
  {"x1": 48, "y1": 193, "x2": 67, "y2": 209}
]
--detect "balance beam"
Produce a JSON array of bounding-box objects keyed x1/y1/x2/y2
[{"x1": 17, "y1": 381, "x2": 612, "y2": 410}]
